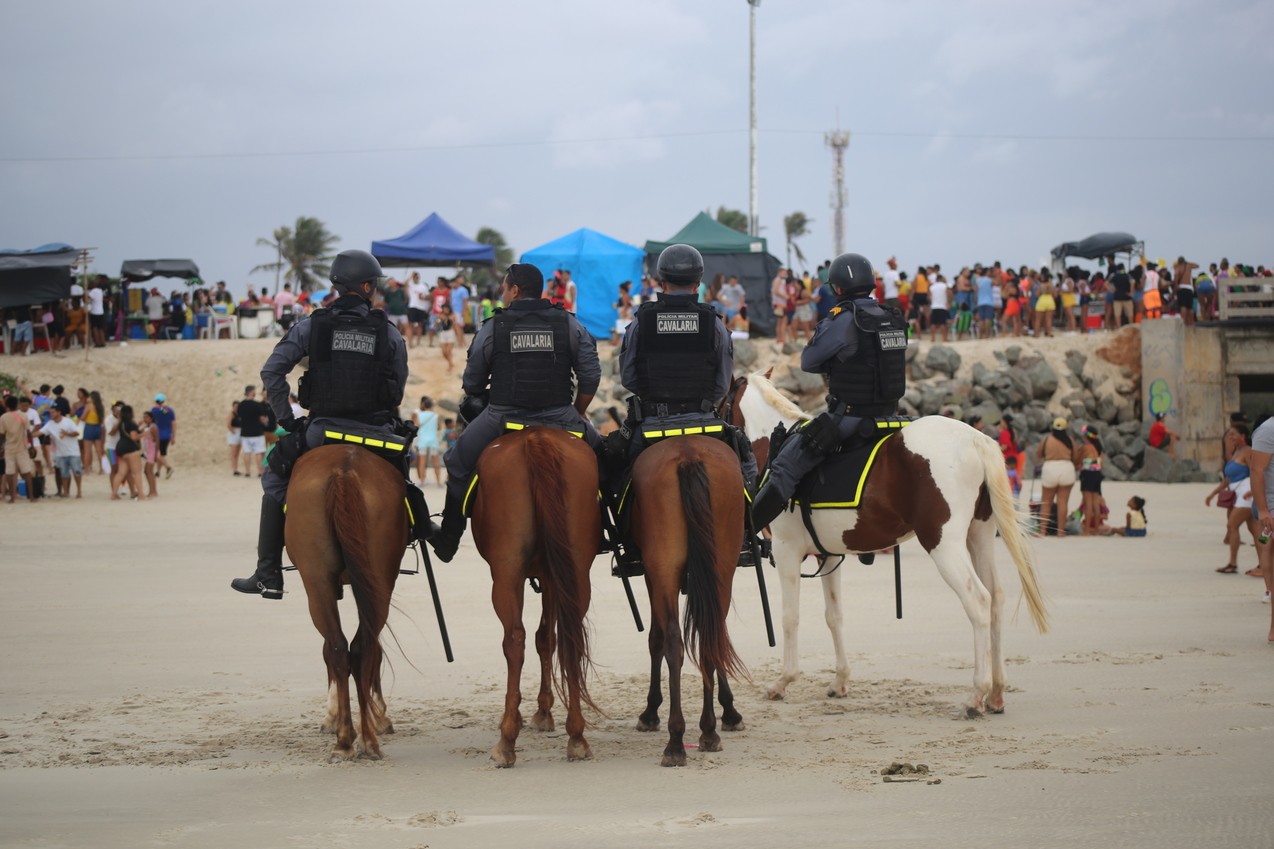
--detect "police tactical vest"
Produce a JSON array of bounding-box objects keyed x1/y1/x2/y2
[
  {"x1": 488, "y1": 303, "x2": 575, "y2": 408},
  {"x1": 300, "y1": 305, "x2": 395, "y2": 419},
  {"x1": 632, "y1": 295, "x2": 718, "y2": 405},
  {"x1": 826, "y1": 299, "x2": 906, "y2": 408}
]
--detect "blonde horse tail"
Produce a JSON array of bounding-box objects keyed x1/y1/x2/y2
[{"x1": 975, "y1": 435, "x2": 1049, "y2": 634}]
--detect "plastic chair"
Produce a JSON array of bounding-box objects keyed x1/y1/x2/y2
[{"x1": 211, "y1": 313, "x2": 238, "y2": 340}]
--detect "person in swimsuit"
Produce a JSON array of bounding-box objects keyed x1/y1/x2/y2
[{"x1": 1037, "y1": 418, "x2": 1080, "y2": 537}]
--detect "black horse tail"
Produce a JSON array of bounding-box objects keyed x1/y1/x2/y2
[
  {"x1": 678, "y1": 459, "x2": 745, "y2": 682},
  {"x1": 526, "y1": 430, "x2": 597, "y2": 713}
]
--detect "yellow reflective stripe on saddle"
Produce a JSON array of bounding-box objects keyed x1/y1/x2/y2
[
  {"x1": 503, "y1": 421, "x2": 583, "y2": 438},
  {"x1": 404, "y1": 496, "x2": 415, "y2": 525},
  {"x1": 462, "y1": 474, "x2": 481, "y2": 515},
  {"x1": 796, "y1": 433, "x2": 895, "y2": 509},
  {"x1": 323, "y1": 429, "x2": 404, "y2": 451},
  {"x1": 642, "y1": 424, "x2": 723, "y2": 440}
]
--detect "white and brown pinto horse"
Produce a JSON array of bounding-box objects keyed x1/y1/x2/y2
[{"x1": 724, "y1": 373, "x2": 1048, "y2": 717}]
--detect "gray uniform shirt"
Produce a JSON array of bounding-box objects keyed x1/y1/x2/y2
[
  {"x1": 261, "y1": 298, "x2": 409, "y2": 422},
  {"x1": 800, "y1": 297, "x2": 869, "y2": 375}
]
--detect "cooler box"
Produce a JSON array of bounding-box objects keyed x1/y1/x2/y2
[{"x1": 1084, "y1": 314, "x2": 1103, "y2": 330}]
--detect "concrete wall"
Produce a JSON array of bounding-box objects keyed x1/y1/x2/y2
[{"x1": 1142, "y1": 319, "x2": 1274, "y2": 471}]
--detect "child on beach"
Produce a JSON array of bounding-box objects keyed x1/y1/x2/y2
[
  {"x1": 954, "y1": 301, "x2": 973, "y2": 340},
  {"x1": 1107, "y1": 496, "x2": 1147, "y2": 537}
]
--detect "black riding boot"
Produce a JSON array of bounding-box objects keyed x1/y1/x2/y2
[
  {"x1": 750, "y1": 483, "x2": 790, "y2": 531},
  {"x1": 231, "y1": 494, "x2": 285, "y2": 599},
  {"x1": 429, "y1": 489, "x2": 467, "y2": 563}
]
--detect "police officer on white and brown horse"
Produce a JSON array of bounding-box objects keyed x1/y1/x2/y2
[
  {"x1": 231, "y1": 249, "x2": 414, "y2": 599},
  {"x1": 750, "y1": 252, "x2": 908, "y2": 530},
  {"x1": 428, "y1": 262, "x2": 602, "y2": 563}
]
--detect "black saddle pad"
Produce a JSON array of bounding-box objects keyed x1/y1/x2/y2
[
  {"x1": 321, "y1": 425, "x2": 411, "y2": 468},
  {"x1": 792, "y1": 418, "x2": 914, "y2": 509}
]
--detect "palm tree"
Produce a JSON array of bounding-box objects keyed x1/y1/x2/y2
[
  {"x1": 716, "y1": 206, "x2": 749, "y2": 233},
  {"x1": 252, "y1": 216, "x2": 340, "y2": 293},
  {"x1": 469, "y1": 227, "x2": 515, "y2": 294},
  {"x1": 783, "y1": 211, "x2": 812, "y2": 270}
]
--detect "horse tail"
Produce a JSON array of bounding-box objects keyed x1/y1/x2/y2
[
  {"x1": 326, "y1": 465, "x2": 387, "y2": 700},
  {"x1": 974, "y1": 435, "x2": 1049, "y2": 633},
  {"x1": 678, "y1": 459, "x2": 745, "y2": 681},
  {"x1": 526, "y1": 431, "x2": 597, "y2": 713}
]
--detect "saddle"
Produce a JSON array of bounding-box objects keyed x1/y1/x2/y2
[{"x1": 791, "y1": 417, "x2": 914, "y2": 510}]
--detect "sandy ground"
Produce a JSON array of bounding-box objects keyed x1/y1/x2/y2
[
  {"x1": 3, "y1": 332, "x2": 1270, "y2": 847},
  {"x1": 2, "y1": 462, "x2": 1272, "y2": 848}
]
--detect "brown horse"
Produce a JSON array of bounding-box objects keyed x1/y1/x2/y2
[
  {"x1": 470, "y1": 427, "x2": 600, "y2": 767},
  {"x1": 285, "y1": 444, "x2": 406, "y2": 761},
  {"x1": 629, "y1": 435, "x2": 747, "y2": 766}
]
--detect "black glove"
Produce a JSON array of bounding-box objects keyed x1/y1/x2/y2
[
  {"x1": 799, "y1": 412, "x2": 839, "y2": 454},
  {"x1": 279, "y1": 415, "x2": 306, "y2": 434}
]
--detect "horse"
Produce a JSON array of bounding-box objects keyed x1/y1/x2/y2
[
  {"x1": 285, "y1": 444, "x2": 407, "y2": 761},
  {"x1": 628, "y1": 435, "x2": 748, "y2": 766},
  {"x1": 723, "y1": 373, "x2": 1049, "y2": 717},
  {"x1": 470, "y1": 427, "x2": 600, "y2": 767}
]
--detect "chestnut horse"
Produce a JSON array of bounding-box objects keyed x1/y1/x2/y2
[
  {"x1": 628, "y1": 435, "x2": 747, "y2": 766},
  {"x1": 470, "y1": 427, "x2": 600, "y2": 767},
  {"x1": 285, "y1": 444, "x2": 406, "y2": 761},
  {"x1": 725, "y1": 373, "x2": 1048, "y2": 717}
]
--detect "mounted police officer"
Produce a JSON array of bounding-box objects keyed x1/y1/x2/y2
[
  {"x1": 231, "y1": 249, "x2": 411, "y2": 599},
  {"x1": 429, "y1": 262, "x2": 602, "y2": 563},
  {"x1": 750, "y1": 252, "x2": 907, "y2": 530},
  {"x1": 604, "y1": 244, "x2": 758, "y2": 573}
]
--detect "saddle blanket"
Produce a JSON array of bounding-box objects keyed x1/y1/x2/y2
[{"x1": 792, "y1": 418, "x2": 913, "y2": 510}]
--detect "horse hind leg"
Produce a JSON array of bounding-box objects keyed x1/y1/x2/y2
[
  {"x1": 529, "y1": 596, "x2": 555, "y2": 732},
  {"x1": 929, "y1": 531, "x2": 994, "y2": 718},
  {"x1": 350, "y1": 624, "x2": 387, "y2": 760},
  {"x1": 321, "y1": 637, "x2": 356, "y2": 761},
  {"x1": 717, "y1": 671, "x2": 744, "y2": 731},
  {"x1": 661, "y1": 609, "x2": 687, "y2": 767},
  {"x1": 491, "y1": 571, "x2": 527, "y2": 768},
  {"x1": 636, "y1": 599, "x2": 665, "y2": 732},
  {"x1": 968, "y1": 518, "x2": 1007, "y2": 713}
]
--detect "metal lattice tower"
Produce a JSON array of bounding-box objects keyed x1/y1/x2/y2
[{"x1": 825, "y1": 129, "x2": 850, "y2": 256}]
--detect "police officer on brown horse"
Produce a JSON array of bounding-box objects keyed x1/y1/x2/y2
[
  {"x1": 231, "y1": 249, "x2": 411, "y2": 599},
  {"x1": 429, "y1": 262, "x2": 602, "y2": 563},
  {"x1": 750, "y1": 252, "x2": 907, "y2": 529}
]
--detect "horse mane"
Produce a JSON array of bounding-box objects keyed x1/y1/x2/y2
[{"x1": 748, "y1": 372, "x2": 809, "y2": 421}]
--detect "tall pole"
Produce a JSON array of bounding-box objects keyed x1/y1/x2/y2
[
  {"x1": 825, "y1": 129, "x2": 850, "y2": 256},
  {"x1": 748, "y1": 0, "x2": 760, "y2": 238}
]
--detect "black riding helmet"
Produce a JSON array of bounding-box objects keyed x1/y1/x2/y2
[
  {"x1": 329, "y1": 249, "x2": 384, "y2": 295},
  {"x1": 656, "y1": 244, "x2": 704, "y2": 287},
  {"x1": 827, "y1": 252, "x2": 875, "y2": 297}
]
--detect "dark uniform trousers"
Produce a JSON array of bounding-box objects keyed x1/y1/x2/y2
[{"x1": 628, "y1": 411, "x2": 758, "y2": 492}]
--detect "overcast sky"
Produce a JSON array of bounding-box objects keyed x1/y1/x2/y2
[{"x1": 3, "y1": 0, "x2": 1271, "y2": 294}]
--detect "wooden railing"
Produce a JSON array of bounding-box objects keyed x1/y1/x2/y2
[{"x1": 1218, "y1": 277, "x2": 1274, "y2": 321}]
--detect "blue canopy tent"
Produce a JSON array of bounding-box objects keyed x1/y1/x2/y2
[
  {"x1": 371, "y1": 212, "x2": 495, "y2": 268},
  {"x1": 521, "y1": 228, "x2": 644, "y2": 339}
]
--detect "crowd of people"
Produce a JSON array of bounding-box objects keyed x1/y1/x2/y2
[{"x1": 0, "y1": 380, "x2": 177, "y2": 504}]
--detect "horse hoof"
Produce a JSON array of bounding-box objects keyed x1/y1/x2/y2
[
  {"x1": 490, "y1": 751, "x2": 516, "y2": 768},
  {"x1": 328, "y1": 746, "x2": 356, "y2": 763},
  {"x1": 566, "y1": 743, "x2": 592, "y2": 762},
  {"x1": 987, "y1": 705, "x2": 1005, "y2": 715},
  {"x1": 357, "y1": 746, "x2": 383, "y2": 761},
  {"x1": 379, "y1": 721, "x2": 396, "y2": 735},
  {"x1": 699, "y1": 737, "x2": 722, "y2": 753},
  {"x1": 965, "y1": 706, "x2": 983, "y2": 719},
  {"x1": 320, "y1": 720, "x2": 339, "y2": 734},
  {"x1": 766, "y1": 688, "x2": 785, "y2": 701},
  {"x1": 660, "y1": 752, "x2": 687, "y2": 768},
  {"x1": 636, "y1": 717, "x2": 660, "y2": 732},
  {"x1": 826, "y1": 686, "x2": 848, "y2": 699},
  {"x1": 530, "y1": 713, "x2": 555, "y2": 732}
]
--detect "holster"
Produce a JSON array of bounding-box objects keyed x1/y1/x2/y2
[{"x1": 268, "y1": 430, "x2": 305, "y2": 478}]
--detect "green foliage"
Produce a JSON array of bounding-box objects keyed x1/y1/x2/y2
[
  {"x1": 715, "y1": 206, "x2": 748, "y2": 233},
  {"x1": 0, "y1": 371, "x2": 18, "y2": 397},
  {"x1": 469, "y1": 227, "x2": 515, "y2": 294},
  {"x1": 783, "y1": 211, "x2": 812, "y2": 269},
  {"x1": 252, "y1": 217, "x2": 340, "y2": 292}
]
